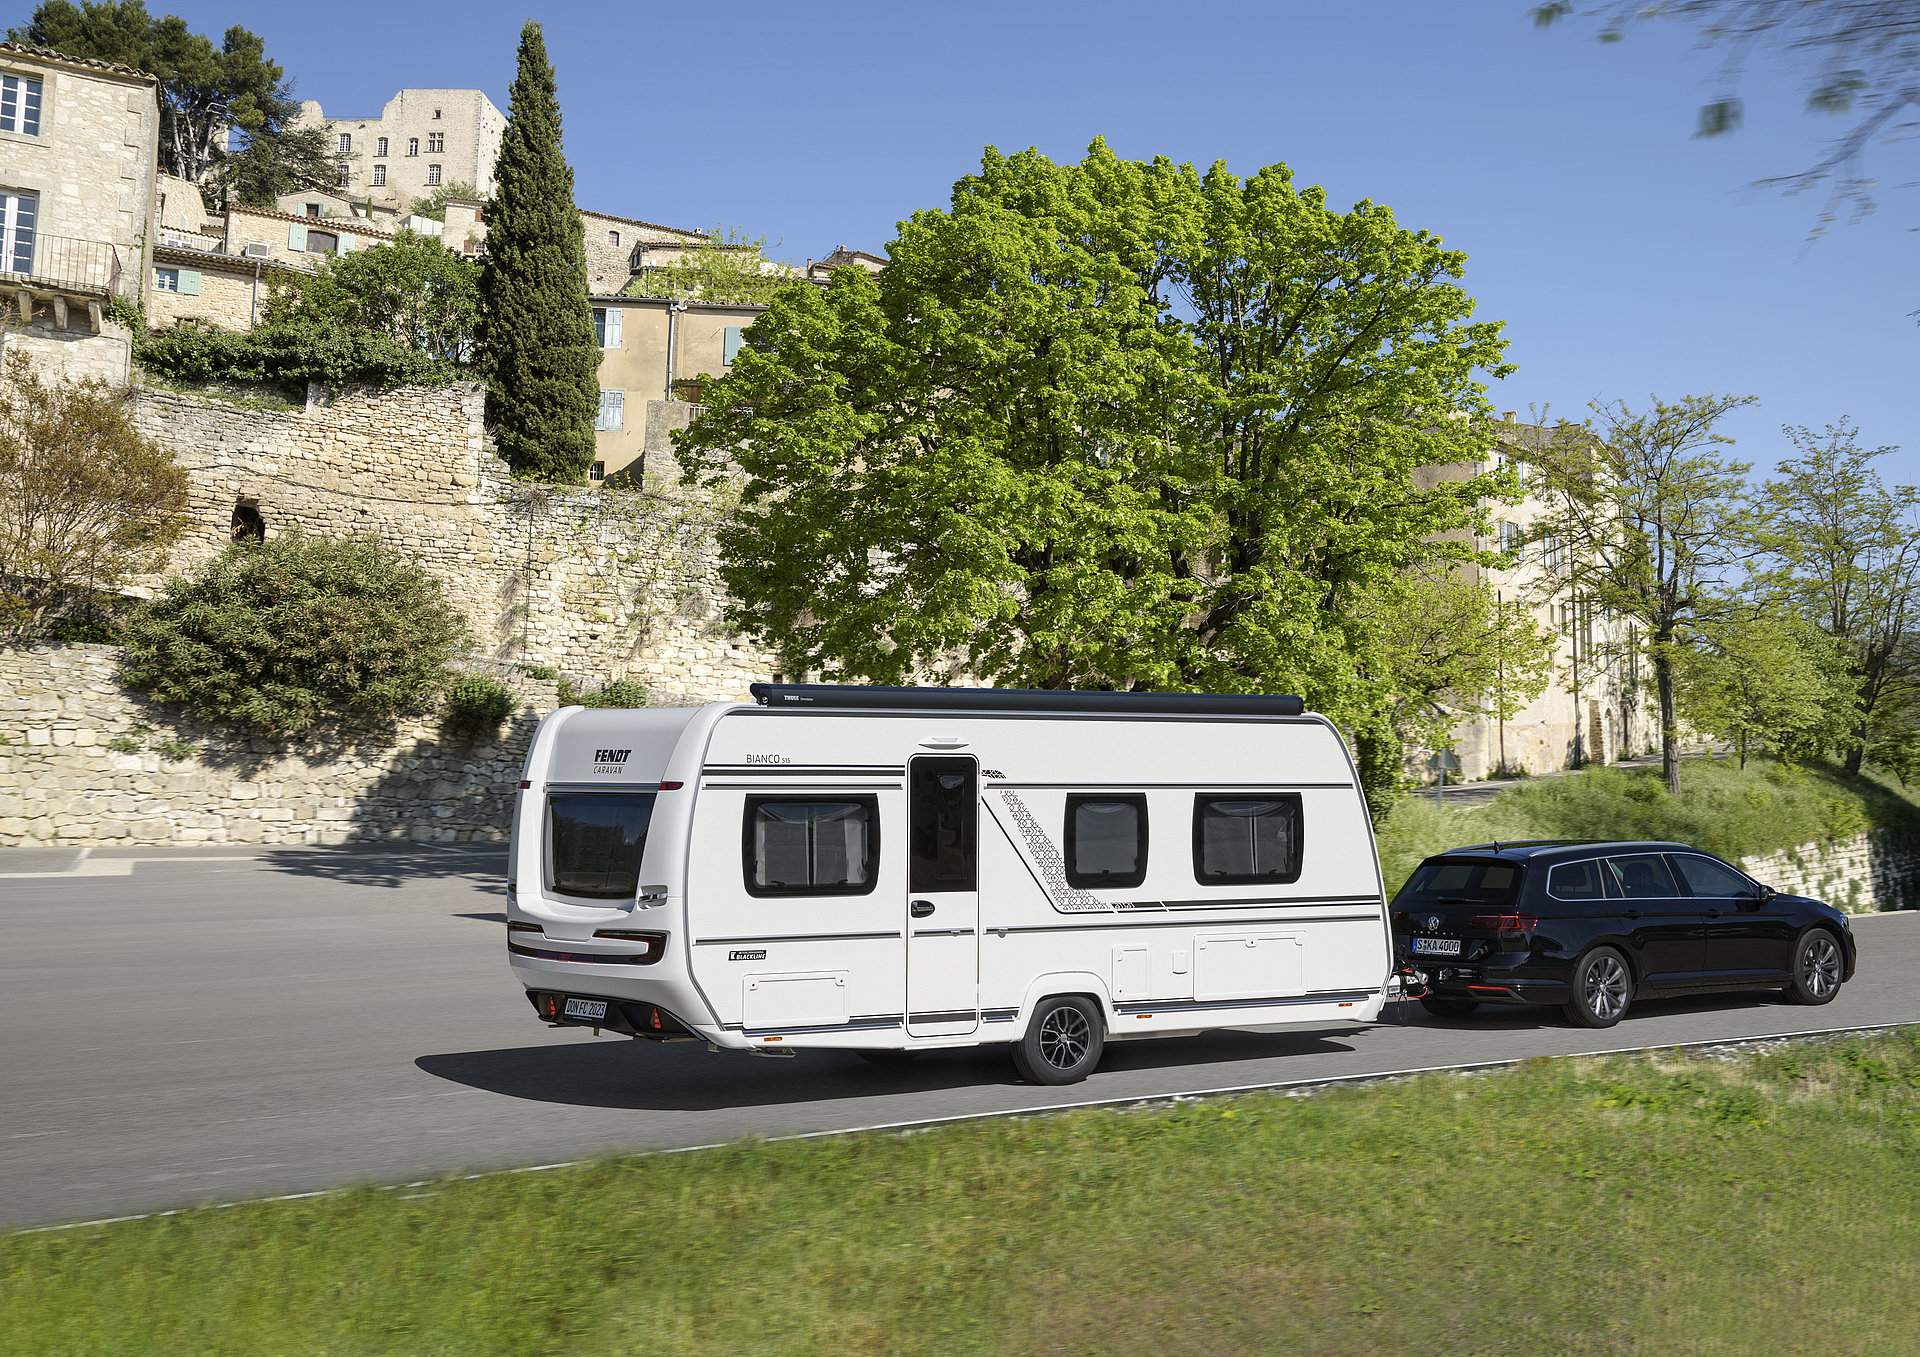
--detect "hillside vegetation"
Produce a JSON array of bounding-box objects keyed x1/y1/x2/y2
[{"x1": 1377, "y1": 755, "x2": 1920, "y2": 898}]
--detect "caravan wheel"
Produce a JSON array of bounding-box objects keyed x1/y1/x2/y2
[{"x1": 1012, "y1": 996, "x2": 1105, "y2": 1085}]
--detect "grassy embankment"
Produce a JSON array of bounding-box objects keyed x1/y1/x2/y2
[
  {"x1": 1376, "y1": 754, "x2": 1920, "y2": 903},
  {"x1": 4, "y1": 1029, "x2": 1919, "y2": 1355}
]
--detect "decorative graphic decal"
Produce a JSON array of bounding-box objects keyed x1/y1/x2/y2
[{"x1": 995, "y1": 789, "x2": 1109, "y2": 913}]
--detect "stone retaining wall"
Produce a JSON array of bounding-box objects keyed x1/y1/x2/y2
[
  {"x1": 1739, "y1": 832, "x2": 1920, "y2": 914},
  {"x1": 0, "y1": 642, "x2": 560, "y2": 847}
]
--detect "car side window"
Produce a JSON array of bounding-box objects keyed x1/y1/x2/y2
[
  {"x1": 1604, "y1": 854, "x2": 1681, "y2": 900},
  {"x1": 1547, "y1": 858, "x2": 1610, "y2": 900},
  {"x1": 1671, "y1": 854, "x2": 1752, "y2": 898}
]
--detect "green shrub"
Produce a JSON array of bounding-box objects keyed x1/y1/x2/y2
[
  {"x1": 446, "y1": 675, "x2": 517, "y2": 732},
  {"x1": 119, "y1": 531, "x2": 470, "y2": 737},
  {"x1": 556, "y1": 675, "x2": 648, "y2": 709},
  {"x1": 522, "y1": 665, "x2": 559, "y2": 681},
  {"x1": 135, "y1": 318, "x2": 459, "y2": 399}
]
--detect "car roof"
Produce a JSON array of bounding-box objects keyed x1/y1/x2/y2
[{"x1": 1424, "y1": 840, "x2": 1698, "y2": 865}]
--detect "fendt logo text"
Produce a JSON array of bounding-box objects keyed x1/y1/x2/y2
[{"x1": 592, "y1": 749, "x2": 632, "y2": 773}]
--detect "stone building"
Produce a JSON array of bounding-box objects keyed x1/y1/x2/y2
[
  {"x1": 586, "y1": 293, "x2": 764, "y2": 483},
  {"x1": 146, "y1": 203, "x2": 395, "y2": 331},
  {"x1": 0, "y1": 41, "x2": 158, "y2": 381},
  {"x1": 296, "y1": 89, "x2": 505, "y2": 215},
  {"x1": 1424, "y1": 416, "x2": 1645, "y2": 781}
]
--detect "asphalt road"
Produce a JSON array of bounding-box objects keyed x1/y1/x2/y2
[{"x1": 3, "y1": 844, "x2": 1916, "y2": 1231}]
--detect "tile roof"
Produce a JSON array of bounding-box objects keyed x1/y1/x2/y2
[{"x1": 0, "y1": 41, "x2": 154, "y2": 82}]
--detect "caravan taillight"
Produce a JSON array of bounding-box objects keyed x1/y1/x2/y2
[
  {"x1": 659, "y1": 781, "x2": 683, "y2": 790},
  {"x1": 517, "y1": 780, "x2": 531, "y2": 790}
]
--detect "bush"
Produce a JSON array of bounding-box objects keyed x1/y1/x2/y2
[
  {"x1": 446, "y1": 675, "x2": 516, "y2": 732},
  {"x1": 120, "y1": 531, "x2": 470, "y2": 736},
  {"x1": 556, "y1": 675, "x2": 648, "y2": 709},
  {"x1": 135, "y1": 317, "x2": 459, "y2": 399}
]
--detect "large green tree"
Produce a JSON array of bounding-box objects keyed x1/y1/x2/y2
[
  {"x1": 1528, "y1": 394, "x2": 1757, "y2": 794},
  {"x1": 479, "y1": 21, "x2": 599, "y2": 482},
  {"x1": 1673, "y1": 610, "x2": 1857, "y2": 767},
  {"x1": 676, "y1": 140, "x2": 1515, "y2": 802},
  {"x1": 10, "y1": 0, "x2": 332, "y2": 207},
  {"x1": 265, "y1": 232, "x2": 480, "y2": 366},
  {"x1": 1745, "y1": 421, "x2": 1920, "y2": 774}
]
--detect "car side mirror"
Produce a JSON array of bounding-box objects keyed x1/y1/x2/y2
[{"x1": 1749, "y1": 884, "x2": 1776, "y2": 909}]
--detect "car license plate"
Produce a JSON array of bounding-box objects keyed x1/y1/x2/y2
[
  {"x1": 564, "y1": 998, "x2": 608, "y2": 1021},
  {"x1": 1412, "y1": 936, "x2": 1462, "y2": 957}
]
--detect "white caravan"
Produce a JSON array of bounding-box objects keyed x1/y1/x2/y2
[{"x1": 505, "y1": 685, "x2": 1393, "y2": 1084}]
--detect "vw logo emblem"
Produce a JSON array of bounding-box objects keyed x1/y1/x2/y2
[{"x1": 1426, "y1": 915, "x2": 1441, "y2": 931}]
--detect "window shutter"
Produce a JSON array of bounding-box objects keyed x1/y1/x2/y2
[
  {"x1": 723, "y1": 326, "x2": 743, "y2": 365},
  {"x1": 596, "y1": 390, "x2": 624, "y2": 431},
  {"x1": 337, "y1": 233, "x2": 353, "y2": 256},
  {"x1": 176, "y1": 269, "x2": 201, "y2": 296},
  {"x1": 606, "y1": 306, "x2": 622, "y2": 347},
  {"x1": 288, "y1": 223, "x2": 307, "y2": 250}
]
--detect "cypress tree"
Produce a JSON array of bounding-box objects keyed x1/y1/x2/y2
[{"x1": 480, "y1": 22, "x2": 599, "y2": 481}]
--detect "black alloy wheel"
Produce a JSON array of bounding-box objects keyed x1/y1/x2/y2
[
  {"x1": 1786, "y1": 929, "x2": 1844, "y2": 1006},
  {"x1": 1563, "y1": 947, "x2": 1632, "y2": 1029},
  {"x1": 1419, "y1": 995, "x2": 1479, "y2": 1018},
  {"x1": 1012, "y1": 995, "x2": 1105, "y2": 1085}
]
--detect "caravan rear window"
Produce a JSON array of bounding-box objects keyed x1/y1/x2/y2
[
  {"x1": 1192, "y1": 794, "x2": 1302, "y2": 885},
  {"x1": 547, "y1": 793, "x2": 656, "y2": 900},
  {"x1": 744, "y1": 796, "x2": 878, "y2": 896}
]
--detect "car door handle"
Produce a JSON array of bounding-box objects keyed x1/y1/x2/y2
[
  {"x1": 1622, "y1": 909, "x2": 1641, "y2": 920},
  {"x1": 910, "y1": 900, "x2": 935, "y2": 918},
  {"x1": 1704, "y1": 908, "x2": 1725, "y2": 917}
]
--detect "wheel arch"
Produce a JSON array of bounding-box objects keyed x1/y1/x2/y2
[{"x1": 1016, "y1": 973, "x2": 1112, "y2": 1039}]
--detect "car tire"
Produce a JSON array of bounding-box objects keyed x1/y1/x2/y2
[
  {"x1": 1011, "y1": 995, "x2": 1105, "y2": 1085},
  {"x1": 1562, "y1": 947, "x2": 1632, "y2": 1029},
  {"x1": 1785, "y1": 929, "x2": 1844, "y2": 1006},
  {"x1": 1419, "y1": 995, "x2": 1479, "y2": 1018},
  {"x1": 854, "y1": 1049, "x2": 919, "y2": 1065}
]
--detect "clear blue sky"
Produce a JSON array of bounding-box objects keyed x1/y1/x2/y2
[{"x1": 20, "y1": 0, "x2": 1917, "y2": 481}]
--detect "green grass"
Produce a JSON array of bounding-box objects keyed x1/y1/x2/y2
[
  {"x1": 6, "y1": 1030, "x2": 1920, "y2": 1355},
  {"x1": 1378, "y1": 755, "x2": 1920, "y2": 899}
]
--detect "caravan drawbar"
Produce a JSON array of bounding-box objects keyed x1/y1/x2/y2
[{"x1": 506, "y1": 684, "x2": 1394, "y2": 1084}]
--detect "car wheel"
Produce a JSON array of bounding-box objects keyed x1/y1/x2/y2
[
  {"x1": 1419, "y1": 995, "x2": 1479, "y2": 1018},
  {"x1": 855, "y1": 1049, "x2": 919, "y2": 1065},
  {"x1": 1785, "y1": 929, "x2": 1844, "y2": 1006},
  {"x1": 1562, "y1": 947, "x2": 1632, "y2": 1029},
  {"x1": 1011, "y1": 995, "x2": 1105, "y2": 1085}
]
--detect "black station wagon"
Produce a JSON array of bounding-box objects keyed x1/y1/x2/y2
[{"x1": 1390, "y1": 840, "x2": 1856, "y2": 1028}]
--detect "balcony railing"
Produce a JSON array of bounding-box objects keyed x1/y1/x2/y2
[{"x1": 0, "y1": 233, "x2": 123, "y2": 298}]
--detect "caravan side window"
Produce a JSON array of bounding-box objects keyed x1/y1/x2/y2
[
  {"x1": 1192, "y1": 793, "x2": 1302, "y2": 885},
  {"x1": 1064, "y1": 794, "x2": 1148, "y2": 889},
  {"x1": 743, "y1": 795, "x2": 878, "y2": 896}
]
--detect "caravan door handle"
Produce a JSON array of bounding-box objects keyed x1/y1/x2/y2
[{"x1": 910, "y1": 900, "x2": 935, "y2": 919}]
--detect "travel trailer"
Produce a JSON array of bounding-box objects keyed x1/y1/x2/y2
[{"x1": 505, "y1": 685, "x2": 1394, "y2": 1084}]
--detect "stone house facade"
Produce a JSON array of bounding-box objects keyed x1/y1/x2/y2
[
  {"x1": 588, "y1": 294, "x2": 764, "y2": 483},
  {"x1": 297, "y1": 89, "x2": 505, "y2": 215},
  {"x1": 0, "y1": 42, "x2": 158, "y2": 381},
  {"x1": 145, "y1": 204, "x2": 394, "y2": 331}
]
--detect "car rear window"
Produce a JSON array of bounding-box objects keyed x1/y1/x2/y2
[
  {"x1": 1605, "y1": 853, "x2": 1681, "y2": 899},
  {"x1": 547, "y1": 792, "x2": 657, "y2": 900},
  {"x1": 1395, "y1": 860, "x2": 1521, "y2": 909}
]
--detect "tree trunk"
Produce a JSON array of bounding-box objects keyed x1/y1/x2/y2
[
  {"x1": 1845, "y1": 723, "x2": 1866, "y2": 777},
  {"x1": 1655, "y1": 649, "x2": 1681, "y2": 795}
]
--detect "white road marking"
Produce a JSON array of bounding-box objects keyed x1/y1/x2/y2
[{"x1": 0, "y1": 856, "x2": 249, "y2": 880}]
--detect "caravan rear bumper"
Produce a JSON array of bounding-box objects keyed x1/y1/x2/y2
[{"x1": 526, "y1": 989, "x2": 700, "y2": 1040}]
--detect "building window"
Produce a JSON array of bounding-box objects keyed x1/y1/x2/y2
[
  {"x1": 432, "y1": 108, "x2": 442, "y2": 119},
  {"x1": 0, "y1": 189, "x2": 37, "y2": 275},
  {"x1": 304, "y1": 203, "x2": 322, "y2": 217},
  {"x1": 592, "y1": 306, "x2": 622, "y2": 349},
  {"x1": 723, "y1": 326, "x2": 744, "y2": 365},
  {"x1": 371, "y1": 164, "x2": 385, "y2": 187},
  {"x1": 154, "y1": 267, "x2": 179, "y2": 292},
  {"x1": 335, "y1": 163, "x2": 350, "y2": 187},
  {"x1": 426, "y1": 164, "x2": 442, "y2": 186},
  {"x1": 595, "y1": 389, "x2": 624, "y2": 431},
  {"x1": 589, "y1": 461, "x2": 605, "y2": 481},
  {"x1": 304, "y1": 230, "x2": 339, "y2": 255},
  {"x1": 427, "y1": 132, "x2": 444, "y2": 153},
  {"x1": 1499, "y1": 519, "x2": 1519, "y2": 553},
  {"x1": 607, "y1": 230, "x2": 619, "y2": 248},
  {"x1": 375, "y1": 136, "x2": 388, "y2": 157},
  {"x1": 407, "y1": 137, "x2": 418, "y2": 156},
  {"x1": 0, "y1": 73, "x2": 42, "y2": 136},
  {"x1": 337, "y1": 132, "x2": 351, "y2": 153}
]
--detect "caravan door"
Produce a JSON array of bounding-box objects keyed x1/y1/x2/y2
[{"x1": 905, "y1": 755, "x2": 979, "y2": 1037}]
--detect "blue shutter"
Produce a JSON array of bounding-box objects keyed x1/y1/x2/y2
[
  {"x1": 723, "y1": 326, "x2": 743, "y2": 365},
  {"x1": 288, "y1": 223, "x2": 307, "y2": 251},
  {"x1": 176, "y1": 269, "x2": 201, "y2": 296},
  {"x1": 337, "y1": 232, "x2": 353, "y2": 256}
]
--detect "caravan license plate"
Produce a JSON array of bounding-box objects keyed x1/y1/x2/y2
[
  {"x1": 1412, "y1": 936, "x2": 1462, "y2": 957},
  {"x1": 563, "y1": 998, "x2": 608, "y2": 1021}
]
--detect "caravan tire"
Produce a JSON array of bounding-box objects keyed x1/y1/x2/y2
[{"x1": 1012, "y1": 995, "x2": 1105, "y2": 1085}]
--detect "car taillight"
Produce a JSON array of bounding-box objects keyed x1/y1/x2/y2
[{"x1": 1468, "y1": 914, "x2": 1537, "y2": 936}]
